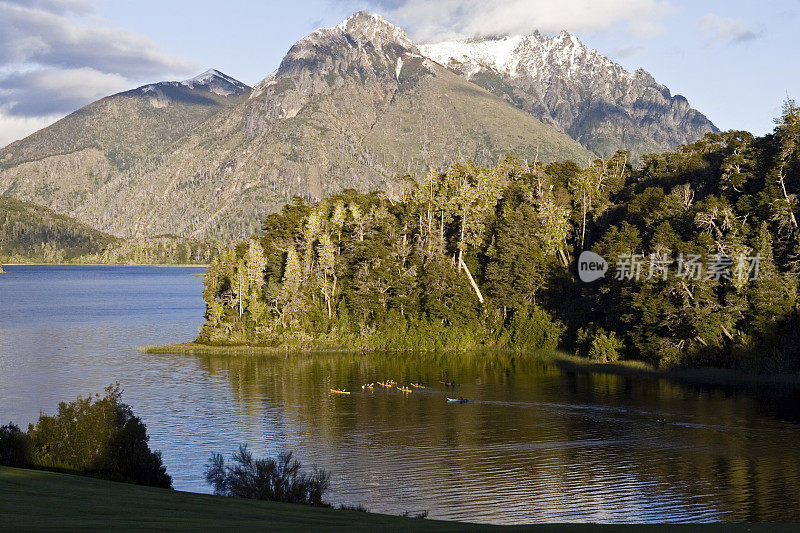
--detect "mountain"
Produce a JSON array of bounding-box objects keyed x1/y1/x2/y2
[
  {"x1": 0, "y1": 12, "x2": 591, "y2": 241},
  {"x1": 419, "y1": 32, "x2": 717, "y2": 159},
  {"x1": 1, "y1": 69, "x2": 250, "y2": 171},
  {"x1": 0, "y1": 68, "x2": 251, "y2": 236}
]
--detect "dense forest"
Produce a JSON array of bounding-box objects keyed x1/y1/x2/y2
[
  {"x1": 0, "y1": 196, "x2": 219, "y2": 264},
  {"x1": 198, "y1": 103, "x2": 800, "y2": 372}
]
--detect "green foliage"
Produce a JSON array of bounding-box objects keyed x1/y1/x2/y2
[
  {"x1": 501, "y1": 307, "x2": 565, "y2": 351},
  {"x1": 0, "y1": 196, "x2": 117, "y2": 262},
  {"x1": 0, "y1": 424, "x2": 32, "y2": 468},
  {"x1": 25, "y1": 385, "x2": 171, "y2": 488},
  {"x1": 576, "y1": 328, "x2": 623, "y2": 363},
  {"x1": 0, "y1": 196, "x2": 219, "y2": 264},
  {"x1": 205, "y1": 446, "x2": 330, "y2": 506},
  {"x1": 200, "y1": 107, "x2": 800, "y2": 371}
]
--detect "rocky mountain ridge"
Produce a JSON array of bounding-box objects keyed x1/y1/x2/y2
[
  {"x1": 0, "y1": 12, "x2": 715, "y2": 241},
  {"x1": 420, "y1": 32, "x2": 717, "y2": 158}
]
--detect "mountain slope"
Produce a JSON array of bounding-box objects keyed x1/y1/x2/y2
[
  {"x1": 0, "y1": 69, "x2": 250, "y2": 229},
  {"x1": 0, "y1": 195, "x2": 119, "y2": 261},
  {"x1": 420, "y1": 33, "x2": 717, "y2": 159},
  {"x1": 0, "y1": 69, "x2": 250, "y2": 170},
  {"x1": 0, "y1": 12, "x2": 591, "y2": 241}
]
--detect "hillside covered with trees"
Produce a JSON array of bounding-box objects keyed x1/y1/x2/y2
[
  {"x1": 0, "y1": 196, "x2": 218, "y2": 265},
  {"x1": 198, "y1": 103, "x2": 800, "y2": 372},
  {"x1": 0, "y1": 196, "x2": 118, "y2": 262}
]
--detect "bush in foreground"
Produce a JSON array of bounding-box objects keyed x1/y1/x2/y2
[
  {"x1": 0, "y1": 423, "x2": 32, "y2": 467},
  {"x1": 205, "y1": 445, "x2": 330, "y2": 506},
  {"x1": 0, "y1": 385, "x2": 171, "y2": 488}
]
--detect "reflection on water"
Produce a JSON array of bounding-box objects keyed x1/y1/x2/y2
[
  {"x1": 1, "y1": 266, "x2": 800, "y2": 523},
  {"x1": 193, "y1": 352, "x2": 800, "y2": 523}
]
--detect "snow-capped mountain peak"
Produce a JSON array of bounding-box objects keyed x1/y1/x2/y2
[
  {"x1": 180, "y1": 69, "x2": 249, "y2": 97},
  {"x1": 420, "y1": 30, "x2": 716, "y2": 158},
  {"x1": 420, "y1": 30, "x2": 622, "y2": 82},
  {"x1": 250, "y1": 11, "x2": 419, "y2": 102},
  {"x1": 335, "y1": 10, "x2": 416, "y2": 51}
]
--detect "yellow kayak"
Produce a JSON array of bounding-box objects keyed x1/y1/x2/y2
[
  {"x1": 330, "y1": 389, "x2": 351, "y2": 395},
  {"x1": 397, "y1": 386, "x2": 412, "y2": 393}
]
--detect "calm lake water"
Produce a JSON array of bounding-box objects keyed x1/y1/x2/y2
[{"x1": 2, "y1": 265, "x2": 800, "y2": 523}]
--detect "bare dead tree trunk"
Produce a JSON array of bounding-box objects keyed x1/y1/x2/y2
[
  {"x1": 459, "y1": 255, "x2": 484, "y2": 304},
  {"x1": 778, "y1": 171, "x2": 799, "y2": 231},
  {"x1": 580, "y1": 191, "x2": 587, "y2": 251}
]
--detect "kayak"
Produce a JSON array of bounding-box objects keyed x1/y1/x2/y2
[
  {"x1": 362, "y1": 383, "x2": 374, "y2": 390},
  {"x1": 397, "y1": 387, "x2": 412, "y2": 393},
  {"x1": 446, "y1": 398, "x2": 472, "y2": 403},
  {"x1": 330, "y1": 389, "x2": 351, "y2": 395},
  {"x1": 378, "y1": 381, "x2": 392, "y2": 387},
  {"x1": 411, "y1": 383, "x2": 425, "y2": 389}
]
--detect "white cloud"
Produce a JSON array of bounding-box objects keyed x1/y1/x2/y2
[
  {"x1": 0, "y1": 67, "x2": 130, "y2": 116},
  {"x1": 697, "y1": 13, "x2": 759, "y2": 45},
  {"x1": 0, "y1": 111, "x2": 62, "y2": 148},
  {"x1": 0, "y1": 0, "x2": 197, "y2": 145},
  {"x1": 0, "y1": 1, "x2": 195, "y2": 76},
  {"x1": 357, "y1": 0, "x2": 677, "y2": 41},
  {"x1": 609, "y1": 45, "x2": 647, "y2": 60},
  {"x1": 3, "y1": 0, "x2": 93, "y2": 15}
]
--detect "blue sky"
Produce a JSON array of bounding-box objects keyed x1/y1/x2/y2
[{"x1": 0, "y1": 0, "x2": 797, "y2": 147}]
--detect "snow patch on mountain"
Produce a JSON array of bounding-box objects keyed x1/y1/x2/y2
[
  {"x1": 420, "y1": 31, "x2": 634, "y2": 83},
  {"x1": 420, "y1": 29, "x2": 716, "y2": 158},
  {"x1": 181, "y1": 69, "x2": 249, "y2": 97},
  {"x1": 336, "y1": 11, "x2": 416, "y2": 52}
]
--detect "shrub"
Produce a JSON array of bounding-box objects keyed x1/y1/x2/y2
[
  {"x1": 28, "y1": 384, "x2": 171, "y2": 488},
  {"x1": 576, "y1": 327, "x2": 622, "y2": 363},
  {"x1": 0, "y1": 423, "x2": 32, "y2": 467},
  {"x1": 205, "y1": 445, "x2": 330, "y2": 506},
  {"x1": 589, "y1": 331, "x2": 622, "y2": 363},
  {"x1": 504, "y1": 306, "x2": 564, "y2": 351}
]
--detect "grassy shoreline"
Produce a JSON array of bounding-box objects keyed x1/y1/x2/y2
[
  {"x1": 0, "y1": 466, "x2": 467, "y2": 530},
  {"x1": 3, "y1": 466, "x2": 799, "y2": 531},
  {"x1": 141, "y1": 342, "x2": 800, "y2": 389}
]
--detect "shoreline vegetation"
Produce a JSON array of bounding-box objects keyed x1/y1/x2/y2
[
  {"x1": 190, "y1": 106, "x2": 800, "y2": 377},
  {"x1": 0, "y1": 386, "x2": 171, "y2": 489},
  {"x1": 141, "y1": 343, "x2": 800, "y2": 389}
]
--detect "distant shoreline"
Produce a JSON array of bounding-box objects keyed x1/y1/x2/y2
[
  {"x1": 141, "y1": 343, "x2": 800, "y2": 389},
  {"x1": 0, "y1": 263, "x2": 208, "y2": 267}
]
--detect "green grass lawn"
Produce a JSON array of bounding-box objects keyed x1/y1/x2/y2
[{"x1": 1, "y1": 466, "x2": 798, "y2": 531}]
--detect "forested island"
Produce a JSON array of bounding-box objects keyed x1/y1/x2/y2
[{"x1": 193, "y1": 104, "x2": 800, "y2": 372}]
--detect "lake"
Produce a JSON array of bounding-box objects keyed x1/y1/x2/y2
[{"x1": 1, "y1": 265, "x2": 800, "y2": 524}]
